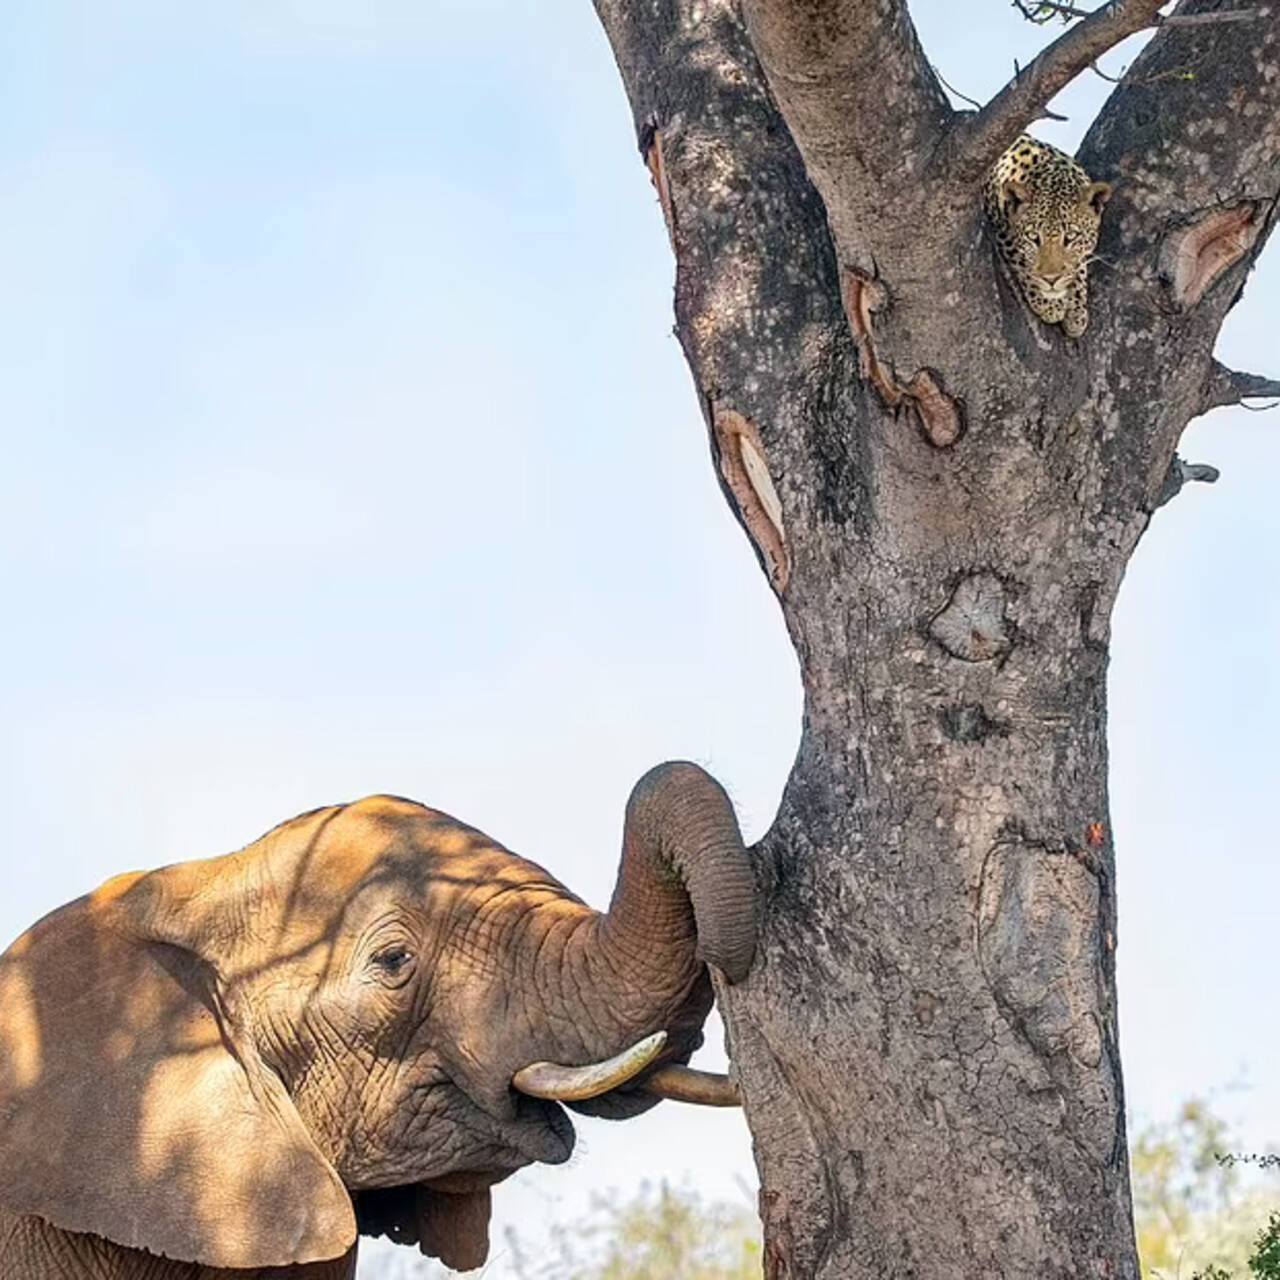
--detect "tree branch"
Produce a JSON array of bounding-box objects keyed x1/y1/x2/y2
[
  {"x1": 592, "y1": 0, "x2": 868, "y2": 577},
  {"x1": 738, "y1": 0, "x2": 953, "y2": 271},
  {"x1": 1200, "y1": 361, "x2": 1280, "y2": 413},
  {"x1": 957, "y1": 0, "x2": 1166, "y2": 179},
  {"x1": 1077, "y1": 0, "x2": 1280, "y2": 514},
  {"x1": 1153, "y1": 454, "x2": 1221, "y2": 508}
]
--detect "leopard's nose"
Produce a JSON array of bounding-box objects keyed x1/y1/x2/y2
[{"x1": 1036, "y1": 244, "x2": 1068, "y2": 280}]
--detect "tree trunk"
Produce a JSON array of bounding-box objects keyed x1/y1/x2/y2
[{"x1": 591, "y1": 0, "x2": 1280, "y2": 1275}]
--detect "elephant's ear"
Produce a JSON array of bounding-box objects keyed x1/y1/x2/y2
[{"x1": 0, "y1": 875, "x2": 356, "y2": 1269}]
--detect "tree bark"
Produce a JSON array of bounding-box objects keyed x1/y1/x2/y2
[{"x1": 592, "y1": 0, "x2": 1280, "y2": 1275}]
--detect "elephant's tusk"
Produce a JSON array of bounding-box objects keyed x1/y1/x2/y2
[
  {"x1": 640, "y1": 1065, "x2": 741, "y2": 1107},
  {"x1": 511, "y1": 1030, "x2": 668, "y2": 1102}
]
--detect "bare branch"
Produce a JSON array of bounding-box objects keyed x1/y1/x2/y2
[
  {"x1": 934, "y1": 67, "x2": 984, "y2": 111},
  {"x1": 1153, "y1": 454, "x2": 1221, "y2": 508},
  {"x1": 592, "y1": 0, "x2": 865, "y2": 558},
  {"x1": 957, "y1": 0, "x2": 1165, "y2": 179},
  {"x1": 739, "y1": 0, "x2": 953, "y2": 270},
  {"x1": 1200, "y1": 361, "x2": 1280, "y2": 413}
]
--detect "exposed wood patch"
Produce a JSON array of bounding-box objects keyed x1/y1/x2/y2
[
  {"x1": 641, "y1": 123, "x2": 677, "y2": 249},
  {"x1": 902, "y1": 368, "x2": 965, "y2": 448},
  {"x1": 711, "y1": 406, "x2": 791, "y2": 594},
  {"x1": 838, "y1": 267, "x2": 898, "y2": 405},
  {"x1": 839, "y1": 267, "x2": 964, "y2": 449},
  {"x1": 1160, "y1": 202, "x2": 1261, "y2": 310}
]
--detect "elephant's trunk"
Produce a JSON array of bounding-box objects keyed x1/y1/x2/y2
[
  {"x1": 509, "y1": 763, "x2": 756, "y2": 1113},
  {"x1": 600, "y1": 761, "x2": 757, "y2": 986}
]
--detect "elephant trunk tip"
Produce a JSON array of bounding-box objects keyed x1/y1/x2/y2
[
  {"x1": 701, "y1": 930, "x2": 755, "y2": 986},
  {"x1": 621, "y1": 760, "x2": 758, "y2": 986}
]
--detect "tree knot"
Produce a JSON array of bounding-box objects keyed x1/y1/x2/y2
[{"x1": 928, "y1": 573, "x2": 1013, "y2": 662}]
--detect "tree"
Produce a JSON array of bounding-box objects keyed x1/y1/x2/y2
[{"x1": 588, "y1": 0, "x2": 1280, "y2": 1275}]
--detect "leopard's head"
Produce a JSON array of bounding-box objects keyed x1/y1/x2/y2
[{"x1": 990, "y1": 139, "x2": 1112, "y2": 314}]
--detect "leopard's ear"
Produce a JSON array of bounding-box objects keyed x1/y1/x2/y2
[
  {"x1": 1085, "y1": 181, "x2": 1112, "y2": 214},
  {"x1": 1002, "y1": 177, "x2": 1031, "y2": 214}
]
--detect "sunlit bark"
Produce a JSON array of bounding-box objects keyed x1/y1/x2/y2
[{"x1": 592, "y1": 0, "x2": 1280, "y2": 1273}]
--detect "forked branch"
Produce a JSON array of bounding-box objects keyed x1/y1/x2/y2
[
  {"x1": 740, "y1": 0, "x2": 952, "y2": 257},
  {"x1": 958, "y1": 0, "x2": 1166, "y2": 179}
]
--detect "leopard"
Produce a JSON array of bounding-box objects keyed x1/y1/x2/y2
[{"x1": 983, "y1": 134, "x2": 1112, "y2": 338}]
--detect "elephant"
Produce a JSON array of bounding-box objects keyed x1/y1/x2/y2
[{"x1": 0, "y1": 761, "x2": 756, "y2": 1278}]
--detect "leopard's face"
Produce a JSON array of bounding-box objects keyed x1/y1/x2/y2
[{"x1": 983, "y1": 136, "x2": 1112, "y2": 336}]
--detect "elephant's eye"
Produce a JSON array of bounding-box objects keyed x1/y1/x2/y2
[{"x1": 370, "y1": 944, "x2": 415, "y2": 982}]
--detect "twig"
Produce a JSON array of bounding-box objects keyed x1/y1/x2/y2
[
  {"x1": 1093, "y1": 57, "x2": 1205, "y2": 86},
  {"x1": 1013, "y1": 0, "x2": 1093, "y2": 20},
  {"x1": 935, "y1": 67, "x2": 984, "y2": 111}
]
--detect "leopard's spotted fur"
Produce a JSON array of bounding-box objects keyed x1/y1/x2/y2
[{"x1": 983, "y1": 135, "x2": 1112, "y2": 338}]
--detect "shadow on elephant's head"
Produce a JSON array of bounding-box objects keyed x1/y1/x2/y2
[{"x1": 0, "y1": 762, "x2": 756, "y2": 1273}]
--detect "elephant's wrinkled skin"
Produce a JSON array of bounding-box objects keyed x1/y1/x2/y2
[{"x1": 0, "y1": 762, "x2": 756, "y2": 1277}]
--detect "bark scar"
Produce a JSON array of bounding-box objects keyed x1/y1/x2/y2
[
  {"x1": 1160, "y1": 202, "x2": 1261, "y2": 310},
  {"x1": 976, "y1": 838, "x2": 1104, "y2": 1069},
  {"x1": 642, "y1": 123, "x2": 677, "y2": 249},
  {"x1": 928, "y1": 572, "x2": 1012, "y2": 662},
  {"x1": 711, "y1": 405, "x2": 791, "y2": 594},
  {"x1": 975, "y1": 838, "x2": 1119, "y2": 1158},
  {"x1": 839, "y1": 267, "x2": 898, "y2": 405},
  {"x1": 839, "y1": 267, "x2": 963, "y2": 448}
]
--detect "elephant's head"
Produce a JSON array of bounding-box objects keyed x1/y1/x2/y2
[{"x1": 0, "y1": 763, "x2": 755, "y2": 1273}]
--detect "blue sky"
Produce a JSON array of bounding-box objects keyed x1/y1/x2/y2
[{"x1": 0, "y1": 3, "x2": 1275, "y2": 1274}]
